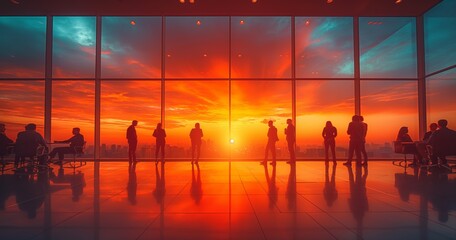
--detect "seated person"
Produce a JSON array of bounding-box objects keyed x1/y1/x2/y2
[
  {"x1": 0, "y1": 123, "x2": 14, "y2": 158},
  {"x1": 423, "y1": 122, "x2": 438, "y2": 142},
  {"x1": 396, "y1": 126, "x2": 423, "y2": 166},
  {"x1": 416, "y1": 122, "x2": 439, "y2": 164},
  {"x1": 49, "y1": 127, "x2": 85, "y2": 164},
  {"x1": 427, "y1": 119, "x2": 456, "y2": 165},
  {"x1": 14, "y1": 123, "x2": 48, "y2": 167}
]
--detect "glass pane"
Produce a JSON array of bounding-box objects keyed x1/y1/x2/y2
[
  {"x1": 53, "y1": 17, "x2": 96, "y2": 78},
  {"x1": 295, "y1": 17, "x2": 354, "y2": 78},
  {"x1": 0, "y1": 80, "x2": 45, "y2": 138},
  {"x1": 165, "y1": 17, "x2": 229, "y2": 78},
  {"x1": 424, "y1": 0, "x2": 456, "y2": 74},
  {"x1": 360, "y1": 17, "x2": 417, "y2": 78},
  {"x1": 231, "y1": 80, "x2": 292, "y2": 159},
  {"x1": 426, "y1": 67, "x2": 456, "y2": 127},
  {"x1": 0, "y1": 17, "x2": 46, "y2": 78},
  {"x1": 100, "y1": 80, "x2": 161, "y2": 159},
  {"x1": 231, "y1": 17, "x2": 291, "y2": 78},
  {"x1": 52, "y1": 81, "x2": 94, "y2": 157},
  {"x1": 296, "y1": 80, "x2": 354, "y2": 159},
  {"x1": 101, "y1": 17, "x2": 162, "y2": 79},
  {"x1": 361, "y1": 80, "x2": 418, "y2": 158},
  {"x1": 165, "y1": 81, "x2": 229, "y2": 159}
]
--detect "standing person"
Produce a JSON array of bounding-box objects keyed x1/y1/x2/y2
[
  {"x1": 189, "y1": 123, "x2": 203, "y2": 164},
  {"x1": 284, "y1": 119, "x2": 296, "y2": 164},
  {"x1": 49, "y1": 127, "x2": 85, "y2": 165},
  {"x1": 126, "y1": 120, "x2": 138, "y2": 166},
  {"x1": 343, "y1": 115, "x2": 364, "y2": 166},
  {"x1": 261, "y1": 120, "x2": 279, "y2": 166},
  {"x1": 153, "y1": 123, "x2": 166, "y2": 164},
  {"x1": 423, "y1": 122, "x2": 438, "y2": 142},
  {"x1": 322, "y1": 121, "x2": 337, "y2": 165},
  {"x1": 359, "y1": 116, "x2": 368, "y2": 166},
  {"x1": 0, "y1": 123, "x2": 14, "y2": 159}
]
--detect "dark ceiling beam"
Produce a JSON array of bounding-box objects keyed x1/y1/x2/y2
[{"x1": 0, "y1": 0, "x2": 442, "y2": 17}]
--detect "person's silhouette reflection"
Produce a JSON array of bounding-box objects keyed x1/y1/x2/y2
[
  {"x1": 127, "y1": 164, "x2": 137, "y2": 205},
  {"x1": 347, "y1": 165, "x2": 368, "y2": 238},
  {"x1": 153, "y1": 162, "x2": 166, "y2": 204},
  {"x1": 427, "y1": 168, "x2": 455, "y2": 223},
  {"x1": 191, "y1": 163, "x2": 202, "y2": 204},
  {"x1": 263, "y1": 163, "x2": 278, "y2": 209},
  {"x1": 15, "y1": 168, "x2": 48, "y2": 219},
  {"x1": 70, "y1": 170, "x2": 86, "y2": 202},
  {"x1": 323, "y1": 163, "x2": 338, "y2": 207},
  {"x1": 286, "y1": 162, "x2": 297, "y2": 210}
]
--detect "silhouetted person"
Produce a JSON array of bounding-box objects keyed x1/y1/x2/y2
[
  {"x1": 322, "y1": 121, "x2": 337, "y2": 165},
  {"x1": 189, "y1": 123, "x2": 203, "y2": 164},
  {"x1": 126, "y1": 120, "x2": 138, "y2": 166},
  {"x1": 428, "y1": 119, "x2": 456, "y2": 166},
  {"x1": 343, "y1": 116, "x2": 363, "y2": 166},
  {"x1": 49, "y1": 127, "x2": 85, "y2": 165},
  {"x1": 127, "y1": 166, "x2": 137, "y2": 205},
  {"x1": 262, "y1": 120, "x2": 278, "y2": 166},
  {"x1": 359, "y1": 116, "x2": 368, "y2": 165},
  {"x1": 416, "y1": 122, "x2": 438, "y2": 164},
  {"x1": 323, "y1": 163, "x2": 338, "y2": 207},
  {"x1": 396, "y1": 126, "x2": 422, "y2": 166},
  {"x1": 190, "y1": 163, "x2": 202, "y2": 204},
  {"x1": 0, "y1": 123, "x2": 14, "y2": 165},
  {"x1": 423, "y1": 122, "x2": 438, "y2": 142},
  {"x1": 153, "y1": 123, "x2": 166, "y2": 164},
  {"x1": 14, "y1": 123, "x2": 48, "y2": 168},
  {"x1": 284, "y1": 119, "x2": 296, "y2": 164}
]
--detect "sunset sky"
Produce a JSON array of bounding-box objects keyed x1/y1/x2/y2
[{"x1": 1, "y1": 8, "x2": 455, "y2": 158}]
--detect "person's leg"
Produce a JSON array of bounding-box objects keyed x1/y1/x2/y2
[
  {"x1": 361, "y1": 143, "x2": 367, "y2": 164},
  {"x1": 128, "y1": 143, "x2": 133, "y2": 164},
  {"x1": 354, "y1": 142, "x2": 362, "y2": 165},
  {"x1": 160, "y1": 143, "x2": 165, "y2": 162},
  {"x1": 288, "y1": 141, "x2": 295, "y2": 163},
  {"x1": 330, "y1": 141, "x2": 336, "y2": 163},
  {"x1": 271, "y1": 143, "x2": 276, "y2": 165},
  {"x1": 324, "y1": 142, "x2": 329, "y2": 162},
  {"x1": 344, "y1": 141, "x2": 354, "y2": 165},
  {"x1": 196, "y1": 143, "x2": 201, "y2": 161},
  {"x1": 155, "y1": 144, "x2": 159, "y2": 162},
  {"x1": 57, "y1": 147, "x2": 74, "y2": 162}
]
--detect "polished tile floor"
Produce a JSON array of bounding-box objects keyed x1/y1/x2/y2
[{"x1": 0, "y1": 160, "x2": 455, "y2": 240}]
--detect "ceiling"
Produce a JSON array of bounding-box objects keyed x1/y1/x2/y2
[{"x1": 0, "y1": 0, "x2": 443, "y2": 17}]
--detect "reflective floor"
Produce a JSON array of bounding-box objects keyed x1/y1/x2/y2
[{"x1": 1, "y1": 161, "x2": 455, "y2": 240}]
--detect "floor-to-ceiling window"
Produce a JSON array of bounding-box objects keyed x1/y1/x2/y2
[
  {"x1": 424, "y1": 0, "x2": 456, "y2": 127},
  {"x1": 3, "y1": 1, "x2": 456, "y2": 160}
]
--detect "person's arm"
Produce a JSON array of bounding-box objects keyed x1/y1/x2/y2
[
  {"x1": 322, "y1": 128, "x2": 326, "y2": 138},
  {"x1": 334, "y1": 127, "x2": 338, "y2": 138},
  {"x1": 59, "y1": 135, "x2": 75, "y2": 144}
]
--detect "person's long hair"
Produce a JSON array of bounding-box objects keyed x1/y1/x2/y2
[{"x1": 396, "y1": 126, "x2": 408, "y2": 140}]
